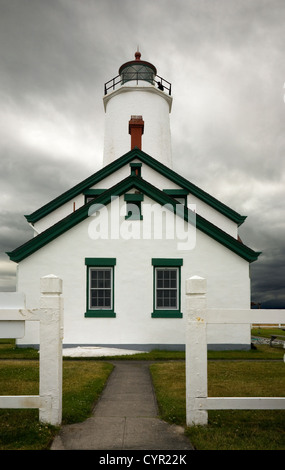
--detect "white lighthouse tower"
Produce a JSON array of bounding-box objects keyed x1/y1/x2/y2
[{"x1": 103, "y1": 50, "x2": 173, "y2": 168}]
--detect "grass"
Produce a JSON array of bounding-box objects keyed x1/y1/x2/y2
[
  {"x1": 251, "y1": 326, "x2": 285, "y2": 339},
  {"x1": 1, "y1": 333, "x2": 284, "y2": 361},
  {"x1": 0, "y1": 339, "x2": 39, "y2": 359},
  {"x1": 0, "y1": 332, "x2": 284, "y2": 450},
  {"x1": 150, "y1": 360, "x2": 285, "y2": 450},
  {"x1": 61, "y1": 361, "x2": 113, "y2": 425},
  {"x1": 0, "y1": 360, "x2": 113, "y2": 450}
]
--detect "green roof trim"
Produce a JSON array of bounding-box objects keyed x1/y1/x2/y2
[
  {"x1": 124, "y1": 193, "x2": 144, "y2": 201},
  {"x1": 83, "y1": 189, "x2": 106, "y2": 195},
  {"x1": 163, "y1": 189, "x2": 189, "y2": 196},
  {"x1": 25, "y1": 148, "x2": 246, "y2": 226},
  {"x1": 7, "y1": 175, "x2": 261, "y2": 264}
]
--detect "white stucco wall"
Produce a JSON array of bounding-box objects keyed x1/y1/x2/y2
[
  {"x1": 33, "y1": 193, "x2": 84, "y2": 234},
  {"x1": 103, "y1": 85, "x2": 173, "y2": 167},
  {"x1": 188, "y1": 193, "x2": 238, "y2": 238},
  {"x1": 16, "y1": 194, "x2": 251, "y2": 350}
]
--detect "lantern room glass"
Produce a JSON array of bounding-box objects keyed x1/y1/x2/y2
[{"x1": 120, "y1": 64, "x2": 155, "y2": 85}]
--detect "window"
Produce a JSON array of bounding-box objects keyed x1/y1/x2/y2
[
  {"x1": 89, "y1": 268, "x2": 112, "y2": 309},
  {"x1": 83, "y1": 189, "x2": 106, "y2": 205},
  {"x1": 163, "y1": 189, "x2": 189, "y2": 206},
  {"x1": 126, "y1": 201, "x2": 142, "y2": 220},
  {"x1": 85, "y1": 258, "x2": 116, "y2": 317},
  {"x1": 124, "y1": 193, "x2": 144, "y2": 220},
  {"x1": 151, "y1": 259, "x2": 183, "y2": 318},
  {"x1": 120, "y1": 64, "x2": 155, "y2": 85},
  {"x1": 130, "y1": 162, "x2": 142, "y2": 177},
  {"x1": 156, "y1": 268, "x2": 178, "y2": 309}
]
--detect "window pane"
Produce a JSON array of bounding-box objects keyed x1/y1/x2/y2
[
  {"x1": 90, "y1": 291, "x2": 98, "y2": 308},
  {"x1": 155, "y1": 268, "x2": 178, "y2": 310},
  {"x1": 164, "y1": 297, "x2": 170, "y2": 307},
  {"x1": 89, "y1": 268, "x2": 113, "y2": 310},
  {"x1": 126, "y1": 202, "x2": 141, "y2": 219},
  {"x1": 157, "y1": 298, "x2": 163, "y2": 307}
]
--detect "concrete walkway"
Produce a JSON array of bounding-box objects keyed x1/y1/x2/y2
[{"x1": 51, "y1": 361, "x2": 194, "y2": 450}]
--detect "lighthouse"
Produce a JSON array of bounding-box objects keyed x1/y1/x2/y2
[
  {"x1": 103, "y1": 50, "x2": 173, "y2": 168},
  {"x1": 8, "y1": 48, "x2": 261, "y2": 353}
]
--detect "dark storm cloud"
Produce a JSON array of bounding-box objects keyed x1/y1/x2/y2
[
  {"x1": 0, "y1": 0, "x2": 105, "y2": 96},
  {"x1": 0, "y1": 0, "x2": 284, "y2": 307},
  {"x1": 0, "y1": 146, "x2": 90, "y2": 294},
  {"x1": 0, "y1": 148, "x2": 88, "y2": 213}
]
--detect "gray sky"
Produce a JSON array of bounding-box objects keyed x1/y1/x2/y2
[{"x1": 0, "y1": 0, "x2": 284, "y2": 307}]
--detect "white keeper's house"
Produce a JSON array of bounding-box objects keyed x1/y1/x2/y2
[{"x1": 7, "y1": 51, "x2": 261, "y2": 350}]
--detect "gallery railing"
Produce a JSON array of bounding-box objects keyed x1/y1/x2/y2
[{"x1": 104, "y1": 73, "x2": 172, "y2": 95}]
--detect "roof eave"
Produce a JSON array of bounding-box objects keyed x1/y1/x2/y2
[
  {"x1": 7, "y1": 175, "x2": 261, "y2": 264},
  {"x1": 25, "y1": 148, "x2": 247, "y2": 227}
]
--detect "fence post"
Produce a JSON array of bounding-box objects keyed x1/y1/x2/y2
[
  {"x1": 39, "y1": 275, "x2": 63, "y2": 426},
  {"x1": 185, "y1": 276, "x2": 208, "y2": 426}
]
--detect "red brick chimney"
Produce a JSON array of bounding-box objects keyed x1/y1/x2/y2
[{"x1": 129, "y1": 115, "x2": 144, "y2": 150}]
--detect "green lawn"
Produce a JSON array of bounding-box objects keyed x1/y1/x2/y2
[
  {"x1": 0, "y1": 335, "x2": 284, "y2": 450},
  {"x1": 1, "y1": 332, "x2": 284, "y2": 361},
  {"x1": 150, "y1": 360, "x2": 285, "y2": 450},
  {"x1": 252, "y1": 326, "x2": 285, "y2": 339},
  {"x1": 0, "y1": 360, "x2": 113, "y2": 450}
]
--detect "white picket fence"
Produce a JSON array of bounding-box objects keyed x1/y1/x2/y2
[
  {"x1": 0, "y1": 275, "x2": 63, "y2": 426},
  {"x1": 185, "y1": 276, "x2": 285, "y2": 426},
  {"x1": 1, "y1": 273, "x2": 284, "y2": 428},
  {"x1": 186, "y1": 276, "x2": 285, "y2": 426}
]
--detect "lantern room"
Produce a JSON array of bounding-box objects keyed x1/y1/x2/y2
[
  {"x1": 104, "y1": 50, "x2": 171, "y2": 95},
  {"x1": 119, "y1": 50, "x2": 157, "y2": 85}
]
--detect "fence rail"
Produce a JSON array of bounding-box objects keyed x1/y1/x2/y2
[
  {"x1": 0, "y1": 395, "x2": 50, "y2": 409},
  {"x1": 0, "y1": 275, "x2": 63, "y2": 426},
  {"x1": 207, "y1": 309, "x2": 284, "y2": 324},
  {"x1": 185, "y1": 276, "x2": 285, "y2": 426}
]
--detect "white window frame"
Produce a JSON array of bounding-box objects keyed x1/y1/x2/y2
[
  {"x1": 155, "y1": 267, "x2": 179, "y2": 310},
  {"x1": 89, "y1": 267, "x2": 113, "y2": 310}
]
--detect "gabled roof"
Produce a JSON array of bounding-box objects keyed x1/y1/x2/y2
[
  {"x1": 25, "y1": 148, "x2": 247, "y2": 226},
  {"x1": 7, "y1": 174, "x2": 261, "y2": 264}
]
